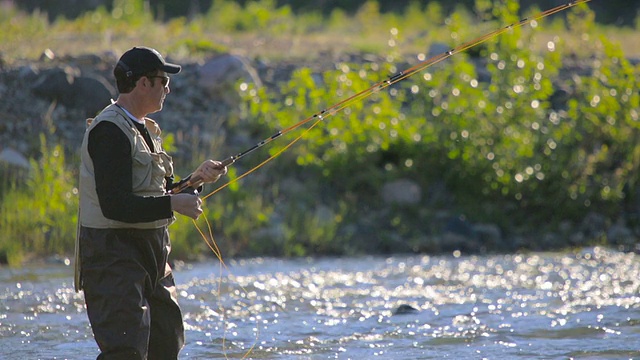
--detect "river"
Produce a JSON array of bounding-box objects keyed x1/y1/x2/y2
[{"x1": 1, "y1": 246, "x2": 639, "y2": 359}]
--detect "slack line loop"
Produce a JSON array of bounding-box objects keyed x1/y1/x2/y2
[{"x1": 171, "y1": 0, "x2": 592, "y2": 196}]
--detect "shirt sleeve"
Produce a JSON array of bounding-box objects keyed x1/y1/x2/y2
[{"x1": 88, "y1": 121, "x2": 174, "y2": 223}]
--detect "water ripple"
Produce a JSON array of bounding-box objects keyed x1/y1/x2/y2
[{"x1": 0, "y1": 246, "x2": 639, "y2": 359}]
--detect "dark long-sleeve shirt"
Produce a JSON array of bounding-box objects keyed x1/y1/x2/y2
[{"x1": 87, "y1": 120, "x2": 177, "y2": 223}]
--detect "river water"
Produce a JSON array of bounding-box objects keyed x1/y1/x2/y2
[{"x1": 1, "y1": 246, "x2": 639, "y2": 359}]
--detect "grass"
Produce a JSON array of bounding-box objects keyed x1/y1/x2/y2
[{"x1": 1, "y1": 1, "x2": 637, "y2": 64}]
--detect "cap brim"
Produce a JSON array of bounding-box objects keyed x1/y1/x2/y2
[{"x1": 162, "y1": 63, "x2": 181, "y2": 74}]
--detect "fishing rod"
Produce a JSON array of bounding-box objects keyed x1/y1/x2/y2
[{"x1": 170, "y1": 0, "x2": 592, "y2": 194}]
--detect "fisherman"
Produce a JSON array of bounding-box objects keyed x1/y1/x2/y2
[{"x1": 75, "y1": 46, "x2": 227, "y2": 359}]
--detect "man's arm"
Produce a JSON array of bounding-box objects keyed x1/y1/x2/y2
[{"x1": 88, "y1": 121, "x2": 173, "y2": 223}]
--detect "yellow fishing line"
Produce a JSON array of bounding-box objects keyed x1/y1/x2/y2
[
  {"x1": 188, "y1": 117, "x2": 325, "y2": 358},
  {"x1": 187, "y1": 1, "x2": 592, "y2": 357},
  {"x1": 202, "y1": 117, "x2": 326, "y2": 202}
]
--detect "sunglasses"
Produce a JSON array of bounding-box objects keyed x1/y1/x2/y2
[{"x1": 148, "y1": 75, "x2": 170, "y2": 87}]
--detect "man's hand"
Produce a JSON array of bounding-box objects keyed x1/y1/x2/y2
[
  {"x1": 170, "y1": 193, "x2": 203, "y2": 219},
  {"x1": 192, "y1": 160, "x2": 228, "y2": 184}
]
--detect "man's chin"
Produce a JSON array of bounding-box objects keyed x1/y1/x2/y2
[{"x1": 150, "y1": 104, "x2": 163, "y2": 114}]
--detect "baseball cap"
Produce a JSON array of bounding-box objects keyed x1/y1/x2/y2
[{"x1": 116, "y1": 46, "x2": 181, "y2": 77}]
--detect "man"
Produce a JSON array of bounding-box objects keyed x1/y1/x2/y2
[{"x1": 75, "y1": 46, "x2": 227, "y2": 359}]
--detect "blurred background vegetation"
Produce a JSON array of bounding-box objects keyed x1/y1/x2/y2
[
  {"x1": 14, "y1": 0, "x2": 640, "y2": 26},
  {"x1": 0, "y1": 0, "x2": 639, "y2": 265}
]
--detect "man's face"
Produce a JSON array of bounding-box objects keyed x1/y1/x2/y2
[{"x1": 143, "y1": 71, "x2": 171, "y2": 114}]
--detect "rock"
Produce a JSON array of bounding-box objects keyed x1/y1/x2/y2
[
  {"x1": 0, "y1": 148, "x2": 31, "y2": 169},
  {"x1": 441, "y1": 232, "x2": 476, "y2": 252},
  {"x1": 428, "y1": 42, "x2": 451, "y2": 58},
  {"x1": 579, "y1": 212, "x2": 607, "y2": 239},
  {"x1": 196, "y1": 54, "x2": 262, "y2": 103},
  {"x1": 314, "y1": 205, "x2": 335, "y2": 225},
  {"x1": 474, "y1": 60, "x2": 492, "y2": 83},
  {"x1": 393, "y1": 304, "x2": 419, "y2": 315},
  {"x1": 549, "y1": 85, "x2": 572, "y2": 110},
  {"x1": 473, "y1": 223, "x2": 502, "y2": 249},
  {"x1": 607, "y1": 219, "x2": 636, "y2": 248},
  {"x1": 381, "y1": 179, "x2": 422, "y2": 205},
  {"x1": 31, "y1": 66, "x2": 115, "y2": 116},
  {"x1": 440, "y1": 216, "x2": 481, "y2": 252},
  {"x1": 18, "y1": 64, "x2": 39, "y2": 80},
  {"x1": 45, "y1": 255, "x2": 71, "y2": 265},
  {"x1": 444, "y1": 215, "x2": 475, "y2": 238}
]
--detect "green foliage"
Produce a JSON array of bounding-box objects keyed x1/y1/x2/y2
[
  {"x1": 563, "y1": 37, "x2": 640, "y2": 208},
  {"x1": 0, "y1": 135, "x2": 78, "y2": 265},
  {"x1": 203, "y1": 0, "x2": 295, "y2": 34},
  {"x1": 234, "y1": 0, "x2": 640, "y2": 249},
  {"x1": 173, "y1": 38, "x2": 229, "y2": 56},
  {"x1": 52, "y1": 0, "x2": 152, "y2": 34},
  {"x1": 1, "y1": 0, "x2": 638, "y2": 262},
  {"x1": 0, "y1": 6, "x2": 49, "y2": 46}
]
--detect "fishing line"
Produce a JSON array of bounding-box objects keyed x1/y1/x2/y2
[
  {"x1": 192, "y1": 214, "x2": 259, "y2": 359},
  {"x1": 173, "y1": 0, "x2": 592, "y2": 196},
  {"x1": 201, "y1": 117, "x2": 326, "y2": 201},
  {"x1": 188, "y1": 117, "x2": 326, "y2": 358},
  {"x1": 183, "y1": 0, "x2": 592, "y2": 357}
]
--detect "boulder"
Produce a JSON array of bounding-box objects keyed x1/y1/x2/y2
[
  {"x1": 0, "y1": 148, "x2": 30, "y2": 169},
  {"x1": 473, "y1": 223, "x2": 502, "y2": 249},
  {"x1": 31, "y1": 66, "x2": 115, "y2": 116},
  {"x1": 607, "y1": 219, "x2": 636, "y2": 248},
  {"x1": 381, "y1": 179, "x2": 422, "y2": 205},
  {"x1": 393, "y1": 304, "x2": 419, "y2": 315},
  {"x1": 428, "y1": 42, "x2": 451, "y2": 58},
  {"x1": 196, "y1": 54, "x2": 262, "y2": 103}
]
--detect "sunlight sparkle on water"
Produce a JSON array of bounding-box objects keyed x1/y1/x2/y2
[{"x1": 1, "y1": 247, "x2": 639, "y2": 358}]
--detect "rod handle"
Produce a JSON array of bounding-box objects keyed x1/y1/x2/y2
[
  {"x1": 169, "y1": 156, "x2": 236, "y2": 194},
  {"x1": 187, "y1": 156, "x2": 235, "y2": 190}
]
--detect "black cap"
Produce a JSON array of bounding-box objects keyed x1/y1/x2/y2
[{"x1": 116, "y1": 46, "x2": 181, "y2": 78}]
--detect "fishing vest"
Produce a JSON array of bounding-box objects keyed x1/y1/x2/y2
[{"x1": 79, "y1": 103, "x2": 175, "y2": 229}]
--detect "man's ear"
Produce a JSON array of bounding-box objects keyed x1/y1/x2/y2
[
  {"x1": 136, "y1": 76, "x2": 152, "y2": 92},
  {"x1": 133, "y1": 76, "x2": 145, "y2": 88}
]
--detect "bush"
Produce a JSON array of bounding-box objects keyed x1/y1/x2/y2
[
  {"x1": 0, "y1": 135, "x2": 78, "y2": 265},
  {"x1": 1, "y1": 0, "x2": 638, "y2": 262}
]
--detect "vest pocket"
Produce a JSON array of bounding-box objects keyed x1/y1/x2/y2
[
  {"x1": 132, "y1": 148, "x2": 153, "y2": 190},
  {"x1": 131, "y1": 138, "x2": 165, "y2": 193},
  {"x1": 157, "y1": 151, "x2": 173, "y2": 177}
]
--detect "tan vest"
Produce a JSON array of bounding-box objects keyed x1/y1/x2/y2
[{"x1": 79, "y1": 103, "x2": 175, "y2": 229}]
